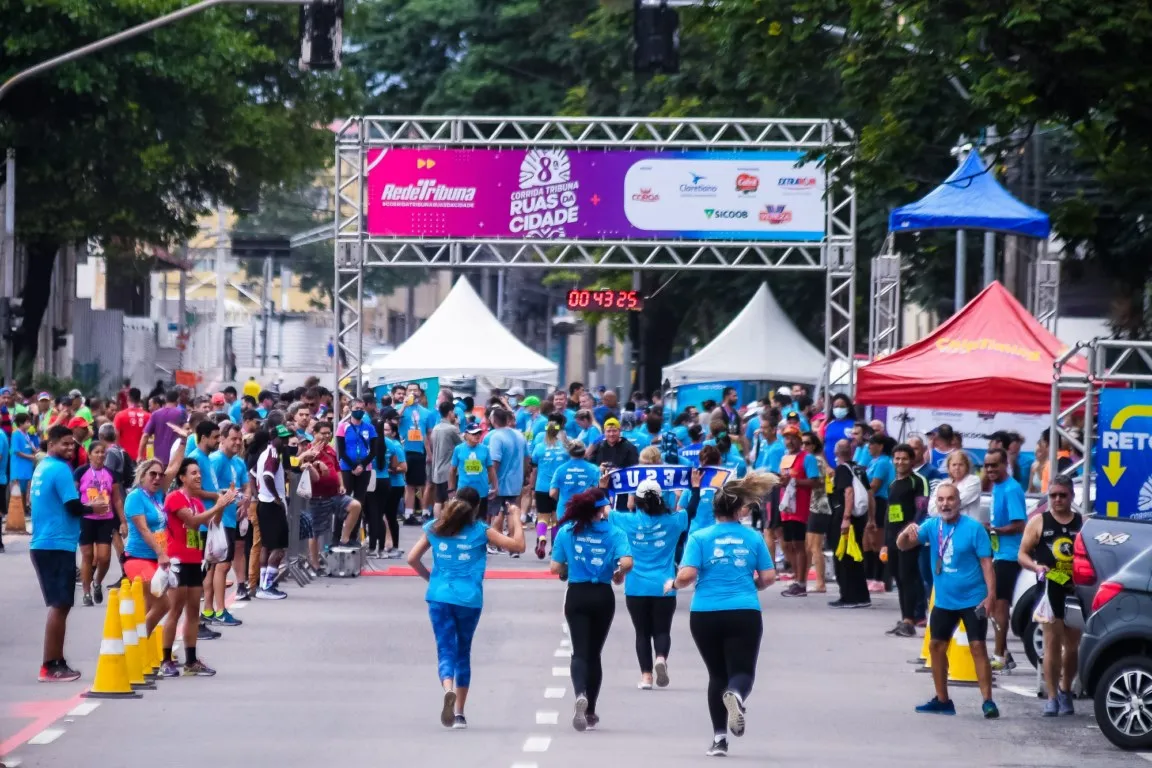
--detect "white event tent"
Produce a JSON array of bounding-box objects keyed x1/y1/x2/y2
[
  {"x1": 374, "y1": 277, "x2": 558, "y2": 386},
  {"x1": 662, "y1": 282, "x2": 825, "y2": 386}
]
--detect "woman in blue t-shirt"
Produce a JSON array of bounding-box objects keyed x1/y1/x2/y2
[
  {"x1": 529, "y1": 417, "x2": 569, "y2": 559},
  {"x1": 610, "y1": 479, "x2": 688, "y2": 690},
  {"x1": 551, "y1": 489, "x2": 633, "y2": 733},
  {"x1": 866, "y1": 434, "x2": 897, "y2": 588},
  {"x1": 407, "y1": 489, "x2": 525, "y2": 730},
  {"x1": 122, "y1": 446, "x2": 185, "y2": 636},
  {"x1": 672, "y1": 472, "x2": 778, "y2": 757}
]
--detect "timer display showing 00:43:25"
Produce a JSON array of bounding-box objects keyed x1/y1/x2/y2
[{"x1": 566, "y1": 289, "x2": 644, "y2": 312}]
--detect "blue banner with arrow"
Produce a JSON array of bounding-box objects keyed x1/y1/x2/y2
[{"x1": 1095, "y1": 390, "x2": 1152, "y2": 519}]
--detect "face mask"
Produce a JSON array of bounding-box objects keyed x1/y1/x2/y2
[
  {"x1": 508, "y1": 396, "x2": 518, "y2": 408},
  {"x1": 281, "y1": 445, "x2": 298, "y2": 460},
  {"x1": 833, "y1": 407, "x2": 848, "y2": 419},
  {"x1": 351, "y1": 409, "x2": 365, "y2": 420}
]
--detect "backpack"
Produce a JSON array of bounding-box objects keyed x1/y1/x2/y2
[
  {"x1": 849, "y1": 464, "x2": 871, "y2": 518},
  {"x1": 660, "y1": 431, "x2": 680, "y2": 464}
]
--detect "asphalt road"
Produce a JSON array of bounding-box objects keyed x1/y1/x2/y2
[{"x1": 0, "y1": 530, "x2": 1145, "y2": 768}]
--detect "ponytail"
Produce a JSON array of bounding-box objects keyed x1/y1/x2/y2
[
  {"x1": 434, "y1": 498, "x2": 477, "y2": 538},
  {"x1": 712, "y1": 471, "x2": 779, "y2": 520}
]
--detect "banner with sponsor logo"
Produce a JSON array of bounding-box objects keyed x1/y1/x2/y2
[
  {"x1": 877, "y1": 405, "x2": 1048, "y2": 466},
  {"x1": 604, "y1": 464, "x2": 731, "y2": 498},
  {"x1": 366, "y1": 149, "x2": 826, "y2": 241}
]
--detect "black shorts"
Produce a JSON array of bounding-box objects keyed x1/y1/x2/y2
[
  {"x1": 767, "y1": 486, "x2": 782, "y2": 530},
  {"x1": 929, "y1": 605, "x2": 988, "y2": 644},
  {"x1": 405, "y1": 452, "x2": 427, "y2": 487},
  {"x1": 1047, "y1": 582, "x2": 1072, "y2": 622},
  {"x1": 175, "y1": 562, "x2": 205, "y2": 589},
  {"x1": 807, "y1": 513, "x2": 831, "y2": 536},
  {"x1": 994, "y1": 560, "x2": 1021, "y2": 602},
  {"x1": 494, "y1": 495, "x2": 519, "y2": 515},
  {"x1": 749, "y1": 500, "x2": 765, "y2": 531},
  {"x1": 434, "y1": 482, "x2": 450, "y2": 504},
  {"x1": 223, "y1": 526, "x2": 238, "y2": 563},
  {"x1": 30, "y1": 549, "x2": 76, "y2": 608},
  {"x1": 79, "y1": 516, "x2": 116, "y2": 546},
  {"x1": 534, "y1": 491, "x2": 557, "y2": 518},
  {"x1": 873, "y1": 498, "x2": 888, "y2": 530},
  {"x1": 781, "y1": 520, "x2": 807, "y2": 544},
  {"x1": 256, "y1": 501, "x2": 289, "y2": 550}
]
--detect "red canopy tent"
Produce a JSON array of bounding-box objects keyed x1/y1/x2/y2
[{"x1": 856, "y1": 281, "x2": 1088, "y2": 414}]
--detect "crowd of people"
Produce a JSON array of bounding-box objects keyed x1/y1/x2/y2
[{"x1": 5, "y1": 375, "x2": 1079, "y2": 746}]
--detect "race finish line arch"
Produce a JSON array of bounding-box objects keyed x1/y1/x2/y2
[{"x1": 332, "y1": 116, "x2": 857, "y2": 398}]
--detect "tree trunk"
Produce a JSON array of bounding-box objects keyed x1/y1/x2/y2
[{"x1": 15, "y1": 238, "x2": 60, "y2": 371}]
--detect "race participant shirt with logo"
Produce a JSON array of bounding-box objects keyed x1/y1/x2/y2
[
  {"x1": 990, "y1": 475, "x2": 1028, "y2": 561},
  {"x1": 398, "y1": 404, "x2": 431, "y2": 454},
  {"x1": 609, "y1": 508, "x2": 689, "y2": 597},
  {"x1": 1032, "y1": 510, "x2": 1083, "y2": 589},
  {"x1": 680, "y1": 441, "x2": 705, "y2": 468},
  {"x1": 884, "y1": 472, "x2": 929, "y2": 545},
  {"x1": 531, "y1": 442, "x2": 568, "y2": 494},
  {"x1": 683, "y1": 486, "x2": 718, "y2": 533},
  {"x1": 551, "y1": 519, "x2": 632, "y2": 584},
  {"x1": 124, "y1": 488, "x2": 167, "y2": 559},
  {"x1": 164, "y1": 489, "x2": 206, "y2": 564},
  {"x1": 29, "y1": 455, "x2": 82, "y2": 552},
  {"x1": 74, "y1": 465, "x2": 115, "y2": 520},
  {"x1": 452, "y1": 442, "x2": 492, "y2": 497},
  {"x1": 211, "y1": 450, "x2": 248, "y2": 527},
  {"x1": 423, "y1": 519, "x2": 490, "y2": 608},
  {"x1": 521, "y1": 414, "x2": 548, "y2": 444},
  {"x1": 681, "y1": 521, "x2": 773, "y2": 611},
  {"x1": 550, "y1": 458, "x2": 600, "y2": 515},
  {"x1": 751, "y1": 433, "x2": 786, "y2": 473},
  {"x1": 915, "y1": 515, "x2": 992, "y2": 610},
  {"x1": 336, "y1": 418, "x2": 377, "y2": 471}
]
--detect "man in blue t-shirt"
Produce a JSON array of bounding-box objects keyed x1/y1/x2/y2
[
  {"x1": 898, "y1": 481, "x2": 996, "y2": 718},
  {"x1": 983, "y1": 447, "x2": 1028, "y2": 671},
  {"x1": 450, "y1": 426, "x2": 497, "y2": 509},
  {"x1": 488, "y1": 408, "x2": 527, "y2": 524},
  {"x1": 30, "y1": 425, "x2": 108, "y2": 682},
  {"x1": 397, "y1": 383, "x2": 432, "y2": 521}
]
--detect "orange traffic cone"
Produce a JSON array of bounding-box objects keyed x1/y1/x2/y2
[
  {"x1": 83, "y1": 588, "x2": 143, "y2": 699},
  {"x1": 152, "y1": 618, "x2": 166, "y2": 669},
  {"x1": 4, "y1": 483, "x2": 27, "y2": 534},
  {"x1": 946, "y1": 622, "x2": 981, "y2": 686},
  {"x1": 131, "y1": 578, "x2": 157, "y2": 677},
  {"x1": 119, "y1": 579, "x2": 155, "y2": 689}
]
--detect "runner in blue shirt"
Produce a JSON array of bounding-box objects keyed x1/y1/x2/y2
[
  {"x1": 672, "y1": 472, "x2": 778, "y2": 757},
  {"x1": 550, "y1": 442, "x2": 601, "y2": 516},
  {"x1": 983, "y1": 447, "x2": 1028, "y2": 672},
  {"x1": 679, "y1": 424, "x2": 706, "y2": 468},
  {"x1": 407, "y1": 493, "x2": 525, "y2": 729},
  {"x1": 398, "y1": 384, "x2": 433, "y2": 522},
  {"x1": 450, "y1": 427, "x2": 496, "y2": 510},
  {"x1": 610, "y1": 479, "x2": 688, "y2": 690},
  {"x1": 530, "y1": 418, "x2": 568, "y2": 559}
]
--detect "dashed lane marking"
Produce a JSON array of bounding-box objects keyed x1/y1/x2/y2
[
  {"x1": 544, "y1": 688, "x2": 565, "y2": 699},
  {"x1": 27, "y1": 729, "x2": 65, "y2": 746},
  {"x1": 522, "y1": 736, "x2": 552, "y2": 752},
  {"x1": 551, "y1": 667, "x2": 568, "y2": 677},
  {"x1": 554, "y1": 648, "x2": 571, "y2": 658},
  {"x1": 535, "y1": 711, "x2": 559, "y2": 725},
  {"x1": 66, "y1": 702, "x2": 100, "y2": 717}
]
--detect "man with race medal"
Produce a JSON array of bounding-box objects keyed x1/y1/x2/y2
[
  {"x1": 1017, "y1": 474, "x2": 1082, "y2": 716},
  {"x1": 898, "y1": 481, "x2": 999, "y2": 719},
  {"x1": 883, "y1": 444, "x2": 928, "y2": 638}
]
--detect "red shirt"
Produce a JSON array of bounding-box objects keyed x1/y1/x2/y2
[
  {"x1": 311, "y1": 444, "x2": 341, "y2": 498},
  {"x1": 780, "y1": 450, "x2": 814, "y2": 525},
  {"x1": 164, "y1": 489, "x2": 205, "y2": 564},
  {"x1": 114, "y1": 407, "x2": 150, "y2": 461}
]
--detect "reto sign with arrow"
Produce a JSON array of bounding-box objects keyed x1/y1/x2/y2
[{"x1": 1096, "y1": 391, "x2": 1152, "y2": 519}]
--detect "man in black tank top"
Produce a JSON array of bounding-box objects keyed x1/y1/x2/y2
[{"x1": 1018, "y1": 474, "x2": 1082, "y2": 716}]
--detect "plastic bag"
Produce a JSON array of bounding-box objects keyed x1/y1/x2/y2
[
  {"x1": 296, "y1": 469, "x2": 313, "y2": 500},
  {"x1": 835, "y1": 525, "x2": 864, "y2": 562},
  {"x1": 204, "y1": 522, "x2": 228, "y2": 564},
  {"x1": 1033, "y1": 587, "x2": 1054, "y2": 624},
  {"x1": 150, "y1": 564, "x2": 170, "y2": 597},
  {"x1": 780, "y1": 480, "x2": 797, "y2": 514},
  {"x1": 366, "y1": 468, "x2": 377, "y2": 493}
]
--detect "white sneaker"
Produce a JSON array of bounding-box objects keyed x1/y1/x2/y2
[
  {"x1": 255, "y1": 587, "x2": 286, "y2": 600},
  {"x1": 654, "y1": 659, "x2": 670, "y2": 688}
]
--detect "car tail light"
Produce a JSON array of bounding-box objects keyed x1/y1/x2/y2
[
  {"x1": 1072, "y1": 532, "x2": 1096, "y2": 586},
  {"x1": 1091, "y1": 581, "x2": 1123, "y2": 612}
]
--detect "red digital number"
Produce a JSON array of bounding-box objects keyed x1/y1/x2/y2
[{"x1": 626, "y1": 291, "x2": 638, "y2": 309}]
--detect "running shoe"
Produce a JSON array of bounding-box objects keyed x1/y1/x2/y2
[
  {"x1": 197, "y1": 622, "x2": 221, "y2": 641},
  {"x1": 255, "y1": 587, "x2": 286, "y2": 600},
  {"x1": 82, "y1": 593, "x2": 94, "y2": 607},
  {"x1": 216, "y1": 610, "x2": 242, "y2": 627},
  {"x1": 452, "y1": 714, "x2": 468, "y2": 730},
  {"x1": 884, "y1": 621, "x2": 904, "y2": 636},
  {"x1": 637, "y1": 680, "x2": 652, "y2": 690},
  {"x1": 654, "y1": 658, "x2": 669, "y2": 688},
  {"x1": 827, "y1": 599, "x2": 851, "y2": 608},
  {"x1": 486, "y1": 545, "x2": 500, "y2": 556},
  {"x1": 585, "y1": 713, "x2": 599, "y2": 731},
  {"x1": 990, "y1": 654, "x2": 1016, "y2": 672},
  {"x1": 93, "y1": 583, "x2": 103, "y2": 604},
  {"x1": 914, "y1": 696, "x2": 956, "y2": 715},
  {"x1": 1057, "y1": 690, "x2": 1075, "y2": 716},
  {"x1": 535, "y1": 537, "x2": 547, "y2": 560},
  {"x1": 159, "y1": 660, "x2": 180, "y2": 678},
  {"x1": 572, "y1": 694, "x2": 589, "y2": 732},
  {"x1": 1042, "y1": 698, "x2": 1059, "y2": 717},
  {"x1": 235, "y1": 583, "x2": 251, "y2": 601},
  {"x1": 440, "y1": 690, "x2": 457, "y2": 728},
  {"x1": 201, "y1": 610, "x2": 220, "y2": 625},
  {"x1": 849, "y1": 601, "x2": 873, "y2": 609},
  {"x1": 722, "y1": 690, "x2": 746, "y2": 737},
  {"x1": 781, "y1": 583, "x2": 807, "y2": 597},
  {"x1": 894, "y1": 623, "x2": 917, "y2": 638},
  {"x1": 509, "y1": 551, "x2": 520, "y2": 559},
  {"x1": 38, "y1": 662, "x2": 81, "y2": 683},
  {"x1": 706, "y1": 737, "x2": 729, "y2": 757},
  {"x1": 982, "y1": 700, "x2": 1000, "y2": 719},
  {"x1": 183, "y1": 660, "x2": 216, "y2": 677}
]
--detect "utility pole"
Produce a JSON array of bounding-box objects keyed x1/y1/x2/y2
[{"x1": 215, "y1": 203, "x2": 228, "y2": 372}]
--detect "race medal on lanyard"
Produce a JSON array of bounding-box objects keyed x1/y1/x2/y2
[{"x1": 935, "y1": 521, "x2": 956, "y2": 576}]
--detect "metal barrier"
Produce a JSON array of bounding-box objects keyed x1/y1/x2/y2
[{"x1": 285, "y1": 470, "x2": 313, "y2": 588}]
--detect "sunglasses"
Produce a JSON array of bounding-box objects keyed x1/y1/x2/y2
[
  {"x1": 984, "y1": 462, "x2": 1002, "y2": 469},
  {"x1": 145, "y1": 470, "x2": 162, "y2": 479},
  {"x1": 1048, "y1": 491, "x2": 1069, "y2": 499},
  {"x1": 800, "y1": 440, "x2": 813, "y2": 446}
]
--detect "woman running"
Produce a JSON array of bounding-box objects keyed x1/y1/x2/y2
[
  {"x1": 529, "y1": 416, "x2": 568, "y2": 559},
  {"x1": 671, "y1": 472, "x2": 778, "y2": 757},
  {"x1": 611, "y1": 479, "x2": 688, "y2": 689},
  {"x1": 551, "y1": 488, "x2": 633, "y2": 732},
  {"x1": 75, "y1": 442, "x2": 124, "y2": 607},
  {"x1": 407, "y1": 492, "x2": 525, "y2": 729},
  {"x1": 161, "y1": 458, "x2": 237, "y2": 677}
]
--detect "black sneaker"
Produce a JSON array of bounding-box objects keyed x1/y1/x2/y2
[
  {"x1": 39, "y1": 661, "x2": 81, "y2": 683},
  {"x1": 82, "y1": 593, "x2": 94, "y2": 607},
  {"x1": 894, "y1": 623, "x2": 917, "y2": 638},
  {"x1": 235, "y1": 583, "x2": 251, "y2": 601},
  {"x1": 706, "y1": 737, "x2": 729, "y2": 757},
  {"x1": 197, "y1": 622, "x2": 221, "y2": 641},
  {"x1": 452, "y1": 714, "x2": 467, "y2": 730},
  {"x1": 585, "y1": 712, "x2": 600, "y2": 731},
  {"x1": 92, "y1": 583, "x2": 103, "y2": 604}
]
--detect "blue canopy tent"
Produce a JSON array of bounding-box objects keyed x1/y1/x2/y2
[{"x1": 888, "y1": 150, "x2": 1051, "y2": 310}]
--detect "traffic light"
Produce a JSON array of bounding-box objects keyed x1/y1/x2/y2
[
  {"x1": 299, "y1": 0, "x2": 344, "y2": 71},
  {"x1": 52, "y1": 327, "x2": 67, "y2": 351},
  {"x1": 0, "y1": 297, "x2": 24, "y2": 342},
  {"x1": 231, "y1": 235, "x2": 292, "y2": 260},
  {"x1": 634, "y1": 0, "x2": 679, "y2": 75}
]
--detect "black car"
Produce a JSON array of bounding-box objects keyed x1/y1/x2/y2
[{"x1": 1067, "y1": 516, "x2": 1152, "y2": 750}]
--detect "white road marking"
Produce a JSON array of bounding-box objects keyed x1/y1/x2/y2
[
  {"x1": 560, "y1": 637, "x2": 571, "y2": 648},
  {"x1": 535, "y1": 711, "x2": 559, "y2": 725},
  {"x1": 28, "y1": 728, "x2": 65, "y2": 745},
  {"x1": 561, "y1": 624, "x2": 569, "y2": 634},
  {"x1": 67, "y1": 702, "x2": 101, "y2": 717},
  {"x1": 1001, "y1": 684, "x2": 1040, "y2": 698},
  {"x1": 553, "y1": 648, "x2": 571, "y2": 657},
  {"x1": 228, "y1": 601, "x2": 248, "y2": 611},
  {"x1": 544, "y1": 687, "x2": 566, "y2": 699},
  {"x1": 511, "y1": 764, "x2": 538, "y2": 768},
  {"x1": 523, "y1": 736, "x2": 552, "y2": 752},
  {"x1": 1137, "y1": 753, "x2": 1152, "y2": 763},
  {"x1": 552, "y1": 667, "x2": 568, "y2": 677}
]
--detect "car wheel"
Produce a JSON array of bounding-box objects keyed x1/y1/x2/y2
[
  {"x1": 1095, "y1": 656, "x2": 1152, "y2": 750},
  {"x1": 1021, "y1": 620, "x2": 1044, "y2": 670}
]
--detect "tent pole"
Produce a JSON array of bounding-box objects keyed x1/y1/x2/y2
[
  {"x1": 983, "y1": 231, "x2": 995, "y2": 287},
  {"x1": 954, "y1": 229, "x2": 966, "y2": 312}
]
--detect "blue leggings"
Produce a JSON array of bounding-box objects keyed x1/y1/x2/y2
[{"x1": 428, "y1": 601, "x2": 483, "y2": 688}]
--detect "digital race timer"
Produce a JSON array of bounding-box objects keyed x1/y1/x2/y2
[{"x1": 565, "y1": 289, "x2": 645, "y2": 312}]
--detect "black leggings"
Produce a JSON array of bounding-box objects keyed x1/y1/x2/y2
[
  {"x1": 380, "y1": 484, "x2": 401, "y2": 548},
  {"x1": 366, "y1": 483, "x2": 387, "y2": 550},
  {"x1": 625, "y1": 595, "x2": 677, "y2": 673},
  {"x1": 892, "y1": 541, "x2": 924, "y2": 622},
  {"x1": 564, "y1": 582, "x2": 616, "y2": 714},
  {"x1": 689, "y1": 610, "x2": 763, "y2": 735},
  {"x1": 341, "y1": 470, "x2": 372, "y2": 541},
  {"x1": 834, "y1": 515, "x2": 870, "y2": 605}
]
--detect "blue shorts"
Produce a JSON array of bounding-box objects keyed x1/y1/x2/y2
[{"x1": 31, "y1": 549, "x2": 76, "y2": 608}]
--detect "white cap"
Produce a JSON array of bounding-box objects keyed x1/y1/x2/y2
[
  {"x1": 776, "y1": 385, "x2": 791, "y2": 396},
  {"x1": 507, "y1": 386, "x2": 525, "y2": 397},
  {"x1": 636, "y1": 479, "x2": 662, "y2": 499}
]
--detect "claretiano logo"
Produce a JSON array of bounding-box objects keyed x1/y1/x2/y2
[{"x1": 680, "y1": 172, "x2": 718, "y2": 196}]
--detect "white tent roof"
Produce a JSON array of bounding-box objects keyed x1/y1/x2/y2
[
  {"x1": 662, "y1": 282, "x2": 825, "y2": 386},
  {"x1": 375, "y1": 278, "x2": 558, "y2": 386}
]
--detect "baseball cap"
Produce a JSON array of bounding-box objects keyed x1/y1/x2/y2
[
  {"x1": 37, "y1": 391, "x2": 51, "y2": 401},
  {"x1": 522, "y1": 395, "x2": 541, "y2": 407},
  {"x1": 466, "y1": 425, "x2": 483, "y2": 435},
  {"x1": 636, "y1": 479, "x2": 662, "y2": 499},
  {"x1": 68, "y1": 389, "x2": 82, "y2": 398},
  {"x1": 211, "y1": 393, "x2": 226, "y2": 405},
  {"x1": 507, "y1": 386, "x2": 525, "y2": 397},
  {"x1": 0, "y1": 387, "x2": 11, "y2": 395},
  {"x1": 274, "y1": 425, "x2": 293, "y2": 439},
  {"x1": 776, "y1": 386, "x2": 791, "y2": 397},
  {"x1": 785, "y1": 409, "x2": 801, "y2": 420},
  {"x1": 781, "y1": 425, "x2": 801, "y2": 437},
  {"x1": 603, "y1": 417, "x2": 621, "y2": 429},
  {"x1": 68, "y1": 417, "x2": 89, "y2": 429}
]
